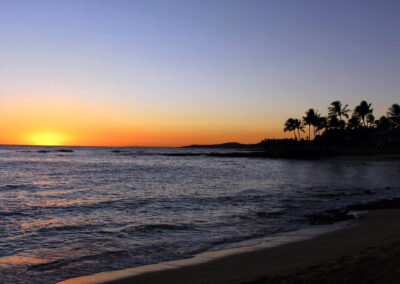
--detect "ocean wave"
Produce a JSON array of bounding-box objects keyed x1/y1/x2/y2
[
  {"x1": 37, "y1": 224, "x2": 100, "y2": 233},
  {"x1": 0, "y1": 184, "x2": 36, "y2": 191},
  {"x1": 31, "y1": 198, "x2": 125, "y2": 211},
  {"x1": 311, "y1": 190, "x2": 375, "y2": 198},
  {"x1": 27, "y1": 259, "x2": 66, "y2": 272},
  {"x1": 255, "y1": 210, "x2": 286, "y2": 218},
  {"x1": 26, "y1": 249, "x2": 131, "y2": 272},
  {"x1": 209, "y1": 229, "x2": 283, "y2": 247},
  {"x1": 1, "y1": 147, "x2": 400, "y2": 284},
  {"x1": 0, "y1": 210, "x2": 28, "y2": 217},
  {"x1": 120, "y1": 223, "x2": 193, "y2": 234}
]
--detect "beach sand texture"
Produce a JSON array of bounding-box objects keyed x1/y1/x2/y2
[{"x1": 59, "y1": 209, "x2": 400, "y2": 284}]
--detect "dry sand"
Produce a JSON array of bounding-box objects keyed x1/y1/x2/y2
[{"x1": 58, "y1": 209, "x2": 400, "y2": 284}]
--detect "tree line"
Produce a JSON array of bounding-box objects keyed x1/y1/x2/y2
[{"x1": 284, "y1": 101, "x2": 400, "y2": 141}]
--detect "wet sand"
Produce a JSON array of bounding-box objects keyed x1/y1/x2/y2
[{"x1": 58, "y1": 209, "x2": 400, "y2": 284}]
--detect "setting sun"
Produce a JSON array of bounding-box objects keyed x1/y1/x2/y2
[{"x1": 30, "y1": 133, "x2": 65, "y2": 146}]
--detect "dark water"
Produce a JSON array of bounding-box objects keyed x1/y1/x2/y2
[{"x1": 0, "y1": 146, "x2": 399, "y2": 283}]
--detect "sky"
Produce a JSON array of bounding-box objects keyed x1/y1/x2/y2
[{"x1": 1, "y1": 0, "x2": 399, "y2": 146}]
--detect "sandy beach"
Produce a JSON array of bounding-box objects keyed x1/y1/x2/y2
[{"x1": 58, "y1": 209, "x2": 400, "y2": 284}]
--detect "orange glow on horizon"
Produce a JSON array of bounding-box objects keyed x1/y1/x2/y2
[{"x1": 0, "y1": 95, "x2": 291, "y2": 147}]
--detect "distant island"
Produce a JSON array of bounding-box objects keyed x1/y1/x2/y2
[
  {"x1": 182, "y1": 142, "x2": 259, "y2": 150},
  {"x1": 181, "y1": 101, "x2": 400, "y2": 160}
]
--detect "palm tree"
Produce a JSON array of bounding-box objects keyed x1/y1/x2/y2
[
  {"x1": 328, "y1": 115, "x2": 341, "y2": 129},
  {"x1": 347, "y1": 115, "x2": 361, "y2": 130},
  {"x1": 366, "y1": 114, "x2": 375, "y2": 128},
  {"x1": 375, "y1": 116, "x2": 390, "y2": 131},
  {"x1": 387, "y1": 104, "x2": 400, "y2": 128},
  {"x1": 293, "y1": 118, "x2": 304, "y2": 141},
  {"x1": 328, "y1": 101, "x2": 350, "y2": 129},
  {"x1": 354, "y1": 100, "x2": 373, "y2": 127},
  {"x1": 284, "y1": 118, "x2": 297, "y2": 140},
  {"x1": 302, "y1": 109, "x2": 318, "y2": 141},
  {"x1": 315, "y1": 115, "x2": 327, "y2": 136}
]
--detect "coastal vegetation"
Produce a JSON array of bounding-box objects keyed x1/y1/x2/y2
[
  {"x1": 283, "y1": 101, "x2": 400, "y2": 142},
  {"x1": 182, "y1": 100, "x2": 400, "y2": 159},
  {"x1": 274, "y1": 101, "x2": 400, "y2": 158}
]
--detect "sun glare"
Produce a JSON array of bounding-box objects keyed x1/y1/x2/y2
[{"x1": 31, "y1": 133, "x2": 65, "y2": 146}]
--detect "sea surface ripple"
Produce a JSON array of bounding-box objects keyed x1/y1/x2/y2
[{"x1": 0, "y1": 146, "x2": 399, "y2": 283}]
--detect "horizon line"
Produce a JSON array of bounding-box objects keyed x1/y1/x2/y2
[
  {"x1": 0, "y1": 140, "x2": 270, "y2": 148},
  {"x1": 0, "y1": 143, "x2": 181, "y2": 148}
]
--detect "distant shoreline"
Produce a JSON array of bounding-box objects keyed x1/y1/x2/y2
[
  {"x1": 1, "y1": 143, "x2": 399, "y2": 161},
  {"x1": 169, "y1": 152, "x2": 400, "y2": 161},
  {"x1": 180, "y1": 141, "x2": 400, "y2": 161}
]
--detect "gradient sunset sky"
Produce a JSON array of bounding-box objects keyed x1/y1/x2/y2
[{"x1": 1, "y1": 0, "x2": 399, "y2": 146}]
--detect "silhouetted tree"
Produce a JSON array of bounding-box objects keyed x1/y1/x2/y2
[
  {"x1": 284, "y1": 118, "x2": 297, "y2": 140},
  {"x1": 375, "y1": 116, "x2": 390, "y2": 131},
  {"x1": 367, "y1": 113, "x2": 375, "y2": 128},
  {"x1": 303, "y1": 109, "x2": 317, "y2": 140},
  {"x1": 328, "y1": 101, "x2": 350, "y2": 129},
  {"x1": 354, "y1": 100, "x2": 373, "y2": 127},
  {"x1": 315, "y1": 115, "x2": 327, "y2": 136},
  {"x1": 347, "y1": 115, "x2": 361, "y2": 130},
  {"x1": 293, "y1": 119, "x2": 304, "y2": 141},
  {"x1": 283, "y1": 101, "x2": 399, "y2": 147},
  {"x1": 387, "y1": 104, "x2": 400, "y2": 129},
  {"x1": 328, "y1": 116, "x2": 341, "y2": 129}
]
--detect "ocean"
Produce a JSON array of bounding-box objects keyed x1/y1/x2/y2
[{"x1": 0, "y1": 146, "x2": 399, "y2": 283}]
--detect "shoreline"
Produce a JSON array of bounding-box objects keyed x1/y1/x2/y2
[{"x1": 58, "y1": 209, "x2": 400, "y2": 284}]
